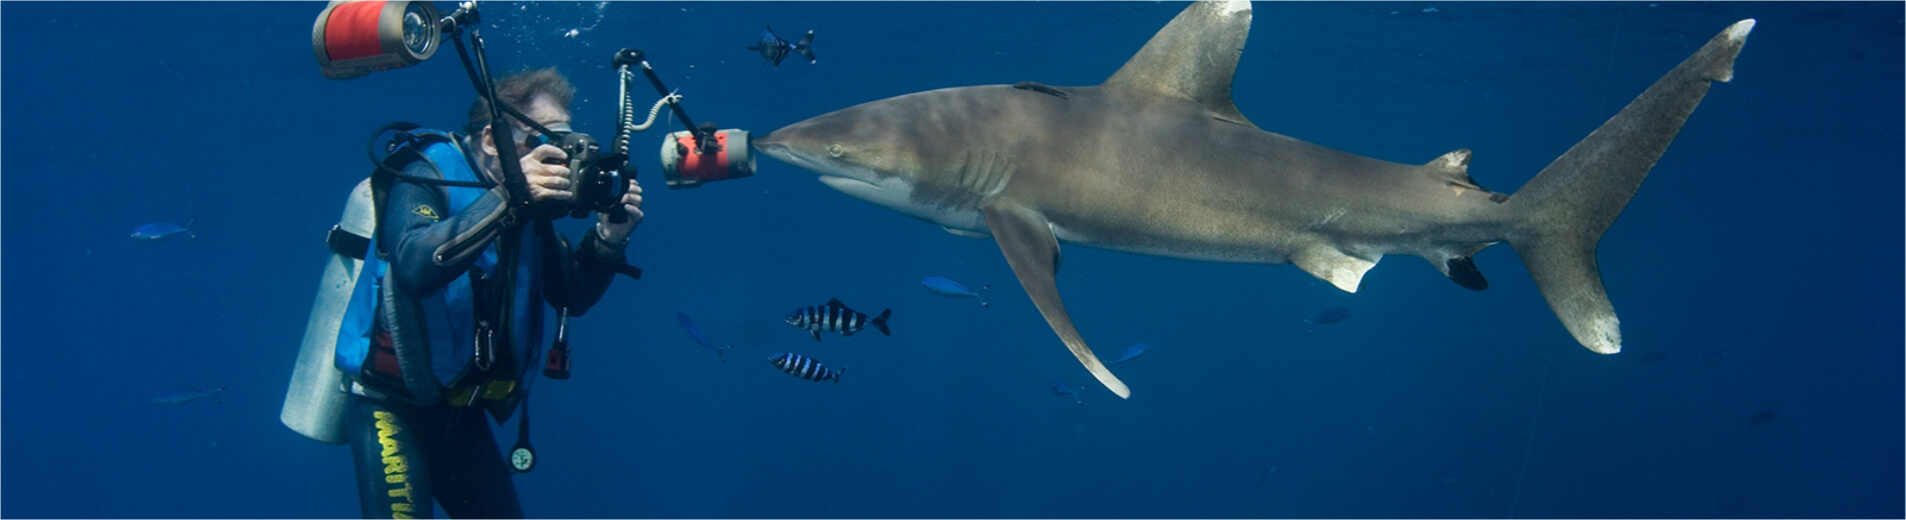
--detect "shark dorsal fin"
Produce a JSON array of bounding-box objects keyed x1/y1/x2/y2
[
  {"x1": 1428, "y1": 148, "x2": 1482, "y2": 193},
  {"x1": 1102, "y1": 0, "x2": 1255, "y2": 128},
  {"x1": 1426, "y1": 148, "x2": 1508, "y2": 201}
]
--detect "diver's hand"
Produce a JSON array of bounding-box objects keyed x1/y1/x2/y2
[
  {"x1": 521, "y1": 144, "x2": 574, "y2": 203},
  {"x1": 597, "y1": 178, "x2": 643, "y2": 248}
]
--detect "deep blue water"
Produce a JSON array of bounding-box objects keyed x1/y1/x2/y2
[{"x1": 4, "y1": 2, "x2": 1901, "y2": 518}]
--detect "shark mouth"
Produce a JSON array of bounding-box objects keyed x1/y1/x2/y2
[{"x1": 817, "y1": 174, "x2": 879, "y2": 192}]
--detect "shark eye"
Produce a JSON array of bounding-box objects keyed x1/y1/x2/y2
[{"x1": 827, "y1": 144, "x2": 845, "y2": 158}]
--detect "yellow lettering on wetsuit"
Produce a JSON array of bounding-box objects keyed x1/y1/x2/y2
[
  {"x1": 384, "y1": 455, "x2": 409, "y2": 483},
  {"x1": 374, "y1": 411, "x2": 416, "y2": 519}
]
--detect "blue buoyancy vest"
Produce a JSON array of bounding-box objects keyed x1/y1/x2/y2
[{"x1": 334, "y1": 129, "x2": 546, "y2": 405}]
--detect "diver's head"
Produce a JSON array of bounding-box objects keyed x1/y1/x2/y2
[{"x1": 467, "y1": 67, "x2": 576, "y2": 182}]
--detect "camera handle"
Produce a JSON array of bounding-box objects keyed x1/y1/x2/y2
[
  {"x1": 463, "y1": 32, "x2": 533, "y2": 214},
  {"x1": 440, "y1": 2, "x2": 540, "y2": 218},
  {"x1": 614, "y1": 49, "x2": 718, "y2": 157},
  {"x1": 597, "y1": 48, "x2": 695, "y2": 225}
]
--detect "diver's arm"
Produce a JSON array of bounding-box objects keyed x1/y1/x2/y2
[
  {"x1": 541, "y1": 224, "x2": 625, "y2": 316},
  {"x1": 545, "y1": 177, "x2": 641, "y2": 316},
  {"x1": 383, "y1": 160, "x2": 514, "y2": 296}
]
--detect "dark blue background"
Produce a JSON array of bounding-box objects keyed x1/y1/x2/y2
[{"x1": 4, "y1": 2, "x2": 1900, "y2": 518}]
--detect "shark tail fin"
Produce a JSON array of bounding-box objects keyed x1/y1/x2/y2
[
  {"x1": 795, "y1": 31, "x2": 816, "y2": 63},
  {"x1": 1504, "y1": 19, "x2": 1753, "y2": 355}
]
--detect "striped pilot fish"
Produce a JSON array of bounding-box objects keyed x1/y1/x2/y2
[
  {"x1": 785, "y1": 297, "x2": 892, "y2": 341},
  {"x1": 770, "y1": 352, "x2": 842, "y2": 383}
]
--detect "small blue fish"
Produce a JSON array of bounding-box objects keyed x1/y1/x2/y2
[
  {"x1": 746, "y1": 25, "x2": 815, "y2": 67},
  {"x1": 131, "y1": 218, "x2": 195, "y2": 240},
  {"x1": 1306, "y1": 307, "x2": 1353, "y2": 325},
  {"x1": 152, "y1": 386, "x2": 223, "y2": 405},
  {"x1": 676, "y1": 312, "x2": 732, "y2": 361},
  {"x1": 786, "y1": 298, "x2": 891, "y2": 341},
  {"x1": 770, "y1": 352, "x2": 842, "y2": 383},
  {"x1": 1049, "y1": 378, "x2": 1083, "y2": 405},
  {"x1": 921, "y1": 277, "x2": 989, "y2": 307},
  {"x1": 1110, "y1": 342, "x2": 1151, "y2": 365}
]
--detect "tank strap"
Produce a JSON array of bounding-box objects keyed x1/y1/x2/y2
[{"x1": 327, "y1": 225, "x2": 372, "y2": 261}]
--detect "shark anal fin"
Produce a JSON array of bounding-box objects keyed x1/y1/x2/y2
[
  {"x1": 982, "y1": 202, "x2": 1130, "y2": 399},
  {"x1": 1291, "y1": 245, "x2": 1377, "y2": 293},
  {"x1": 1445, "y1": 257, "x2": 1489, "y2": 291}
]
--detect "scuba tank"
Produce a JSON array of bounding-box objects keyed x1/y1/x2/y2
[{"x1": 280, "y1": 178, "x2": 376, "y2": 445}]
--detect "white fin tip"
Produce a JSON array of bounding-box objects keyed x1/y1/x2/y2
[
  {"x1": 1222, "y1": 0, "x2": 1251, "y2": 16},
  {"x1": 1726, "y1": 19, "x2": 1756, "y2": 42},
  {"x1": 1328, "y1": 268, "x2": 1363, "y2": 293},
  {"x1": 1583, "y1": 315, "x2": 1623, "y2": 354}
]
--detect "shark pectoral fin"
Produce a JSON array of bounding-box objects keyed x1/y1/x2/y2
[
  {"x1": 1291, "y1": 246, "x2": 1377, "y2": 293},
  {"x1": 982, "y1": 202, "x2": 1131, "y2": 399}
]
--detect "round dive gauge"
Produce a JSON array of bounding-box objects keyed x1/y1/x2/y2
[{"x1": 510, "y1": 445, "x2": 535, "y2": 473}]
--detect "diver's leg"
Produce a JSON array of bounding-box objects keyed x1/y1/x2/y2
[
  {"x1": 347, "y1": 399, "x2": 436, "y2": 519},
  {"x1": 427, "y1": 405, "x2": 524, "y2": 519}
]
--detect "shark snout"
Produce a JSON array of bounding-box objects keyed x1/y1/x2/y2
[
  {"x1": 750, "y1": 124, "x2": 840, "y2": 176},
  {"x1": 750, "y1": 129, "x2": 785, "y2": 153},
  {"x1": 750, "y1": 131, "x2": 799, "y2": 168}
]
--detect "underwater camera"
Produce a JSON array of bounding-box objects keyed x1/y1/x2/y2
[
  {"x1": 538, "y1": 131, "x2": 633, "y2": 221},
  {"x1": 311, "y1": 0, "x2": 442, "y2": 80},
  {"x1": 315, "y1": 1, "x2": 757, "y2": 209}
]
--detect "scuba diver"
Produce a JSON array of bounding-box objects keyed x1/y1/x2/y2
[
  {"x1": 344, "y1": 67, "x2": 641, "y2": 518},
  {"x1": 286, "y1": 3, "x2": 753, "y2": 517}
]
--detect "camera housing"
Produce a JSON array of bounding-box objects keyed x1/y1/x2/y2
[{"x1": 549, "y1": 132, "x2": 630, "y2": 221}]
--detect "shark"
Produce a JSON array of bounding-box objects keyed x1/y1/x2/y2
[{"x1": 753, "y1": 0, "x2": 1754, "y2": 399}]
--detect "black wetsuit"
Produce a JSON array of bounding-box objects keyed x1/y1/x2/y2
[{"x1": 348, "y1": 145, "x2": 625, "y2": 519}]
